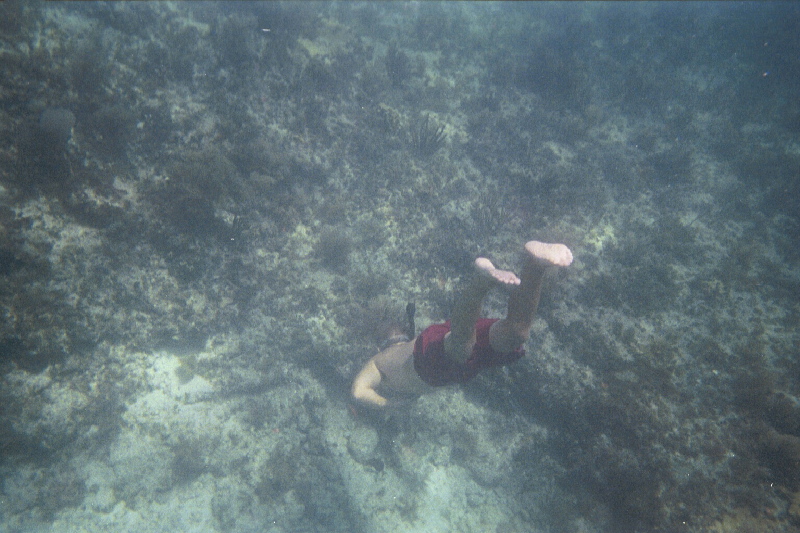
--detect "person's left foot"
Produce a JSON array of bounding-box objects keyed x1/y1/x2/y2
[{"x1": 474, "y1": 257, "x2": 521, "y2": 285}]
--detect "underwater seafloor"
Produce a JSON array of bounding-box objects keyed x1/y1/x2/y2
[{"x1": 1, "y1": 2, "x2": 799, "y2": 532}]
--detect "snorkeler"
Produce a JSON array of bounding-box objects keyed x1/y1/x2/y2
[{"x1": 351, "y1": 240, "x2": 573, "y2": 408}]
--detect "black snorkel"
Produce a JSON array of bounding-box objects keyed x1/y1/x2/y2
[
  {"x1": 377, "y1": 301, "x2": 416, "y2": 350},
  {"x1": 404, "y1": 301, "x2": 416, "y2": 340}
]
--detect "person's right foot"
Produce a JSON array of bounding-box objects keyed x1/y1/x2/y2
[{"x1": 524, "y1": 241, "x2": 573, "y2": 267}]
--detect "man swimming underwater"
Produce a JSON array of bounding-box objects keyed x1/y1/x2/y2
[{"x1": 351, "y1": 240, "x2": 573, "y2": 407}]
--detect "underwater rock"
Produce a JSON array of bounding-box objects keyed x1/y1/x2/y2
[
  {"x1": 18, "y1": 107, "x2": 75, "y2": 165},
  {"x1": 757, "y1": 426, "x2": 800, "y2": 491},
  {"x1": 347, "y1": 426, "x2": 379, "y2": 465},
  {"x1": 89, "y1": 104, "x2": 136, "y2": 156},
  {"x1": 109, "y1": 429, "x2": 174, "y2": 502},
  {"x1": 315, "y1": 226, "x2": 354, "y2": 271},
  {"x1": 16, "y1": 107, "x2": 76, "y2": 187},
  {"x1": 38, "y1": 108, "x2": 75, "y2": 149}
]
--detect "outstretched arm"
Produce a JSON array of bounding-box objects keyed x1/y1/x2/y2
[{"x1": 351, "y1": 358, "x2": 388, "y2": 407}]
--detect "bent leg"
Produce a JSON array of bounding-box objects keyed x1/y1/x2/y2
[
  {"x1": 489, "y1": 241, "x2": 573, "y2": 353},
  {"x1": 444, "y1": 258, "x2": 520, "y2": 363}
]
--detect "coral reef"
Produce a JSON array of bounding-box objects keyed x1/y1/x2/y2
[
  {"x1": 410, "y1": 113, "x2": 447, "y2": 158},
  {"x1": 0, "y1": 2, "x2": 799, "y2": 532}
]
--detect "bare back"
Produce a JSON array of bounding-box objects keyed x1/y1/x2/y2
[{"x1": 372, "y1": 340, "x2": 431, "y2": 395}]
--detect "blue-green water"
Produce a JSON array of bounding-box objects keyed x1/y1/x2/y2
[{"x1": 1, "y1": 2, "x2": 799, "y2": 532}]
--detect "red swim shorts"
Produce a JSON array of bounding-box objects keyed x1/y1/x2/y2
[{"x1": 412, "y1": 318, "x2": 525, "y2": 386}]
